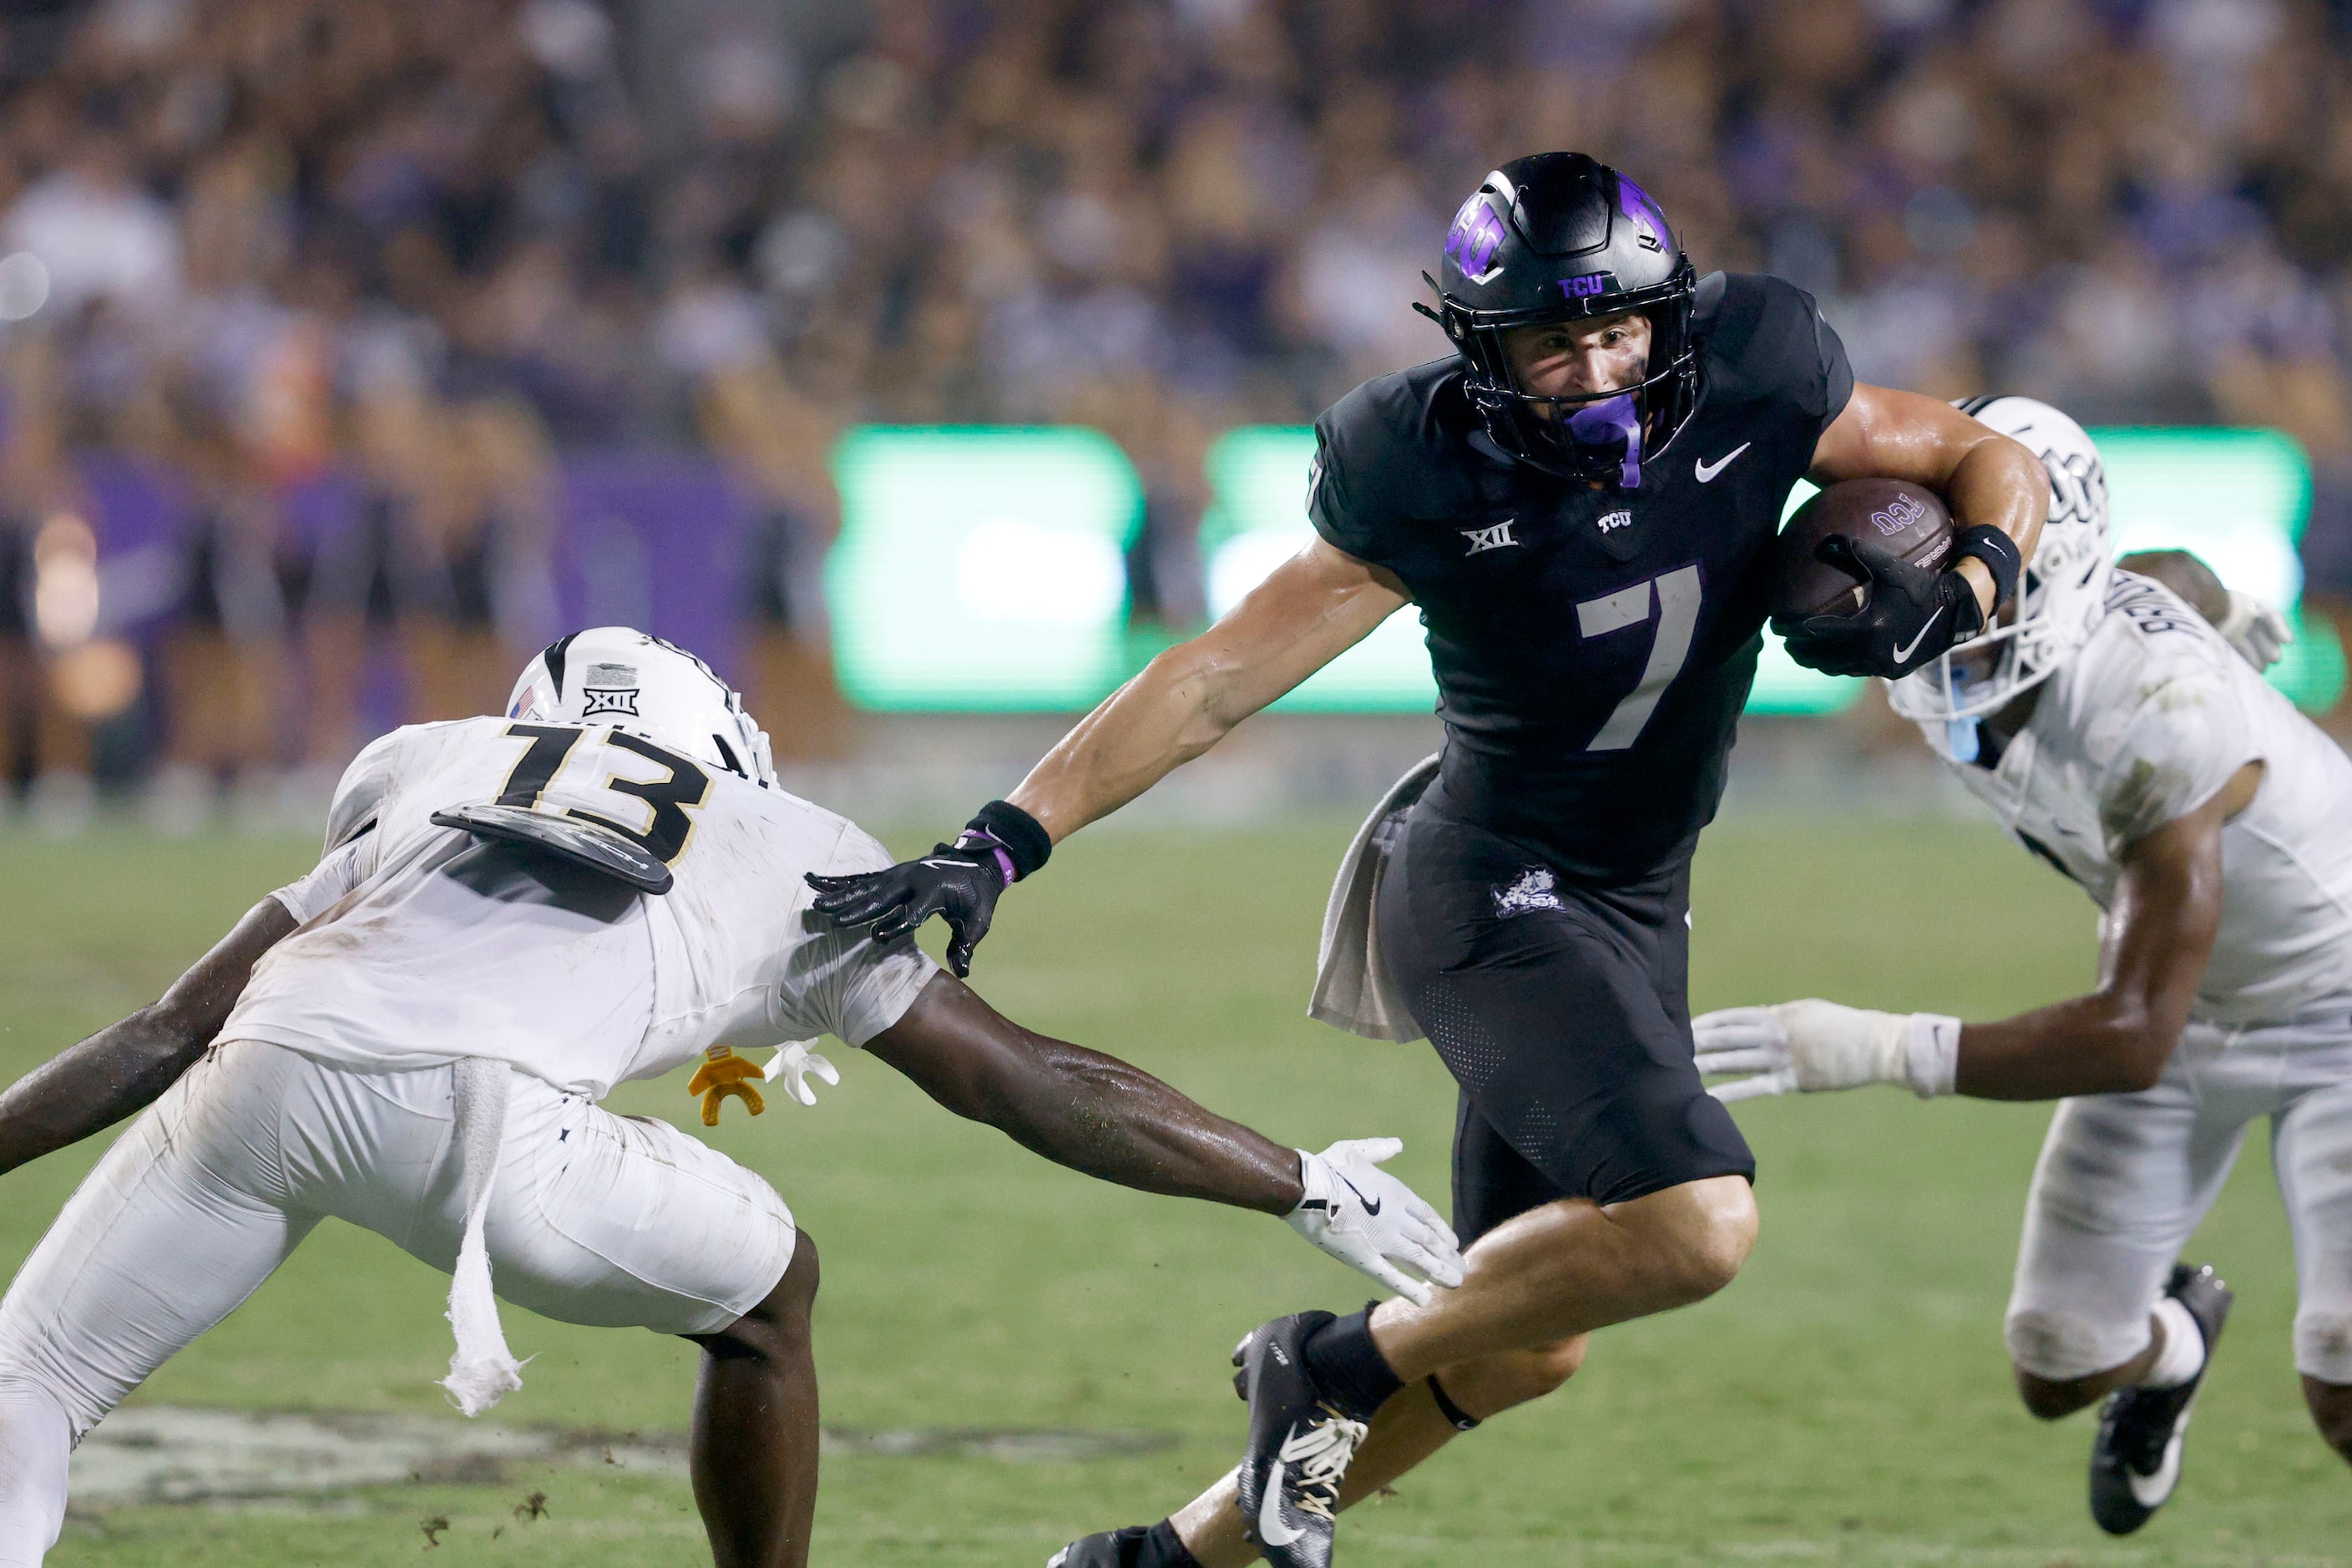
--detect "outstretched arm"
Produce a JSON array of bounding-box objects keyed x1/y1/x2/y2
[
  {"x1": 808, "y1": 540, "x2": 1407, "y2": 974},
  {"x1": 866, "y1": 972, "x2": 1461, "y2": 1301},
  {"x1": 1007, "y1": 539, "x2": 1409, "y2": 842},
  {"x1": 1697, "y1": 763, "x2": 2259, "y2": 1103},
  {"x1": 867, "y1": 974, "x2": 1306, "y2": 1211},
  {"x1": 0, "y1": 895, "x2": 296, "y2": 1176}
]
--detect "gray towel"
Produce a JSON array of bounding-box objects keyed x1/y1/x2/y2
[{"x1": 1308, "y1": 753, "x2": 1441, "y2": 1042}]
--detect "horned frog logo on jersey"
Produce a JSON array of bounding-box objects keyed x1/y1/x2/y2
[{"x1": 580, "y1": 663, "x2": 642, "y2": 718}]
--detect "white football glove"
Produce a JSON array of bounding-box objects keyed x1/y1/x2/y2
[
  {"x1": 1693, "y1": 1000, "x2": 1961, "y2": 1102},
  {"x1": 762, "y1": 1040, "x2": 841, "y2": 1106},
  {"x1": 1286, "y1": 1138, "x2": 1464, "y2": 1307},
  {"x1": 2217, "y1": 589, "x2": 2292, "y2": 672}
]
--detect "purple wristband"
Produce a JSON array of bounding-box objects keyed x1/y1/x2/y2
[{"x1": 954, "y1": 830, "x2": 1018, "y2": 888}]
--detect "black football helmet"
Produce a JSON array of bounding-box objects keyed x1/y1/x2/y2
[{"x1": 1421, "y1": 153, "x2": 1701, "y2": 488}]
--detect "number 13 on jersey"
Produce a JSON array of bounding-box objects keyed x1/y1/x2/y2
[{"x1": 496, "y1": 723, "x2": 715, "y2": 864}]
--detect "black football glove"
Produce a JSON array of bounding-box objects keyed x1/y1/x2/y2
[
  {"x1": 1773, "y1": 534, "x2": 1985, "y2": 679},
  {"x1": 804, "y1": 801, "x2": 1050, "y2": 978}
]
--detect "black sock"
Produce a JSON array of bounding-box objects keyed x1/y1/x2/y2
[
  {"x1": 1300, "y1": 1306, "x2": 1405, "y2": 1420},
  {"x1": 1136, "y1": 1519, "x2": 1199, "y2": 1568}
]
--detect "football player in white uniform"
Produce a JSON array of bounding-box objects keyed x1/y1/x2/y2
[
  {"x1": 1693, "y1": 397, "x2": 2352, "y2": 1535},
  {"x1": 0, "y1": 629, "x2": 1462, "y2": 1568}
]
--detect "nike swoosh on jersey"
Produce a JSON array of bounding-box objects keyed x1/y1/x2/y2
[
  {"x1": 1259, "y1": 1461, "x2": 1305, "y2": 1547},
  {"x1": 1893, "y1": 607, "x2": 1945, "y2": 665},
  {"x1": 1694, "y1": 443, "x2": 1751, "y2": 483}
]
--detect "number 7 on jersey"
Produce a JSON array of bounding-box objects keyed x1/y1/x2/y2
[{"x1": 1577, "y1": 565, "x2": 1702, "y2": 751}]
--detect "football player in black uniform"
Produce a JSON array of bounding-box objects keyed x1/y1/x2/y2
[{"x1": 812, "y1": 153, "x2": 2048, "y2": 1568}]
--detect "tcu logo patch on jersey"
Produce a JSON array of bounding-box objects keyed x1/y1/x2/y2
[
  {"x1": 580, "y1": 663, "x2": 642, "y2": 717},
  {"x1": 1597, "y1": 509, "x2": 1633, "y2": 534}
]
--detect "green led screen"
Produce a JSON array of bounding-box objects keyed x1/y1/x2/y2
[
  {"x1": 1200, "y1": 427, "x2": 1437, "y2": 711},
  {"x1": 2094, "y1": 427, "x2": 2339, "y2": 710},
  {"x1": 827, "y1": 427, "x2": 1142, "y2": 710},
  {"x1": 827, "y1": 423, "x2": 2334, "y2": 714}
]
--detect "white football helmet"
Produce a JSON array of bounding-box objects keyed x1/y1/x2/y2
[
  {"x1": 506, "y1": 627, "x2": 776, "y2": 789},
  {"x1": 1885, "y1": 396, "x2": 2112, "y2": 724}
]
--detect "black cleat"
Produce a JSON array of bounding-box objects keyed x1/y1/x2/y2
[
  {"x1": 2088, "y1": 1262, "x2": 2233, "y2": 1535},
  {"x1": 1046, "y1": 1525, "x2": 1164, "y2": 1567},
  {"x1": 1231, "y1": 1312, "x2": 1369, "y2": 1568}
]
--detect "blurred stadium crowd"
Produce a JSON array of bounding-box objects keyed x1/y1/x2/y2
[{"x1": 1, "y1": 0, "x2": 2351, "y2": 827}]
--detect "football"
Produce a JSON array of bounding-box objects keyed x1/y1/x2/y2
[{"x1": 1769, "y1": 478, "x2": 1956, "y2": 620}]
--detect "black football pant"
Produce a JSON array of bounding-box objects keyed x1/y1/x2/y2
[{"x1": 1377, "y1": 795, "x2": 1756, "y2": 1247}]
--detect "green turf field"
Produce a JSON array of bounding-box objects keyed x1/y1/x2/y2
[{"x1": 1, "y1": 816, "x2": 2346, "y2": 1566}]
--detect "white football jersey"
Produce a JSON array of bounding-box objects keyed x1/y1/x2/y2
[
  {"x1": 226, "y1": 717, "x2": 938, "y2": 1098},
  {"x1": 1921, "y1": 572, "x2": 2352, "y2": 1026}
]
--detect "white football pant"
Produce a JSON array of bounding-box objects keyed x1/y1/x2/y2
[
  {"x1": 2006, "y1": 1019, "x2": 2352, "y2": 1384},
  {"x1": 0, "y1": 1039, "x2": 795, "y2": 1565}
]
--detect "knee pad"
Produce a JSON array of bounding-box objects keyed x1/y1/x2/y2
[{"x1": 2005, "y1": 1308, "x2": 2145, "y2": 1383}]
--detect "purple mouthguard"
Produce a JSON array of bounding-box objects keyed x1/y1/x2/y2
[{"x1": 1565, "y1": 392, "x2": 1643, "y2": 488}]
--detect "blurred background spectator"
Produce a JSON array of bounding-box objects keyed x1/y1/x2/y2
[{"x1": 0, "y1": 0, "x2": 2349, "y2": 818}]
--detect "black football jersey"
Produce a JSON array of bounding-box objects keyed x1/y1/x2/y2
[{"x1": 1308, "y1": 272, "x2": 1853, "y2": 878}]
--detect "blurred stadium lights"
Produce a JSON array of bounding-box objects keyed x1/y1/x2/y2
[
  {"x1": 828, "y1": 425, "x2": 2342, "y2": 716},
  {"x1": 31, "y1": 513, "x2": 99, "y2": 650},
  {"x1": 30, "y1": 511, "x2": 140, "y2": 722},
  {"x1": 47, "y1": 641, "x2": 141, "y2": 722}
]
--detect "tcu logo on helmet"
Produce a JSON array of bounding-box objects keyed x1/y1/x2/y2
[
  {"x1": 1559, "y1": 272, "x2": 1613, "y2": 300},
  {"x1": 1616, "y1": 177, "x2": 1669, "y2": 254},
  {"x1": 1445, "y1": 195, "x2": 1509, "y2": 284}
]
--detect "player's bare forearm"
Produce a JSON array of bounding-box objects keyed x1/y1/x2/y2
[
  {"x1": 1809, "y1": 384, "x2": 2048, "y2": 618},
  {"x1": 0, "y1": 896, "x2": 294, "y2": 1174},
  {"x1": 1004, "y1": 645, "x2": 1250, "y2": 846},
  {"x1": 867, "y1": 974, "x2": 1306, "y2": 1213},
  {"x1": 1953, "y1": 994, "x2": 2183, "y2": 1100},
  {"x1": 1954, "y1": 778, "x2": 2247, "y2": 1100},
  {"x1": 1007, "y1": 540, "x2": 1407, "y2": 843}
]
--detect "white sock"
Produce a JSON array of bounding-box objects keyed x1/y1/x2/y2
[
  {"x1": 0, "y1": 1379, "x2": 73, "y2": 1567},
  {"x1": 2141, "y1": 1296, "x2": 2206, "y2": 1390}
]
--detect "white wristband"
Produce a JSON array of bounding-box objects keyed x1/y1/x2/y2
[{"x1": 1904, "y1": 1014, "x2": 1962, "y2": 1098}]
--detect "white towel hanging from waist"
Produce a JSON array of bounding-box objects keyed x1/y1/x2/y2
[
  {"x1": 1308, "y1": 753, "x2": 1440, "y2": 1043},
  {"x1": 440, "y1": 1055, "x2": 527, "y2": 1416}
]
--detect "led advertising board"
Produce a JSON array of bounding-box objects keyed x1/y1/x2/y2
[
  {"x1": 830, "y1": 424, "x2": 2334, "y2": 713},
  {"x1": 828, "y1": 427, "x2": 1142, "y2": 710}
]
